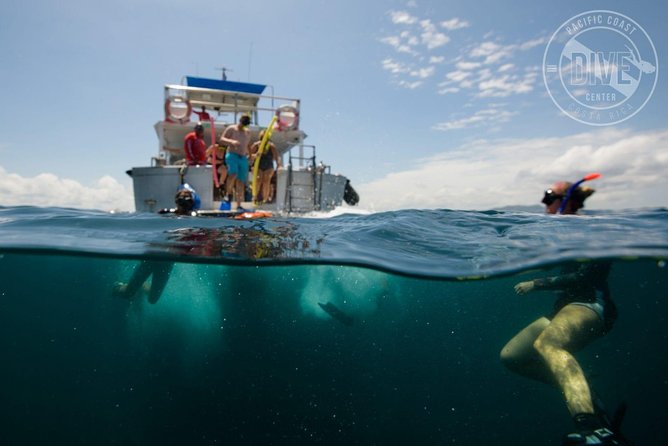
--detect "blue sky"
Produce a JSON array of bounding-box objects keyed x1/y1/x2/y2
[{"x1": 1, "y1": 0, "x2": 666, "y2": 211}]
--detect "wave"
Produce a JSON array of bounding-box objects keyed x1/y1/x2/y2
[{"x1": 1, "y1": 205, "x2": 667, "y2": 279}]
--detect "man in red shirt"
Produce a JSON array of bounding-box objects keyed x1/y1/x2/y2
[{"x1": 183, "y1": 123, "x2": 207, "y2": 165}]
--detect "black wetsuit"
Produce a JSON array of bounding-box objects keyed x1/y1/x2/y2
[{"x1": 533, "y1": 262, "x2": 617, "y2": 333}]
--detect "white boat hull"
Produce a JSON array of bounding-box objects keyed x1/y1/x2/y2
[{"x1": 128, "y1": 165, "x2": 349, "y2": 214}]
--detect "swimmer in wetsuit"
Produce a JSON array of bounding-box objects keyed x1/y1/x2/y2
[{"x1": 500, "y1": 180, "x2": 629, "y2": 446}]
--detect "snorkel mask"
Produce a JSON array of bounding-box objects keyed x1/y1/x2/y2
[{"x1": 176, "y1": 183, "x2": 201, "y2": 211}]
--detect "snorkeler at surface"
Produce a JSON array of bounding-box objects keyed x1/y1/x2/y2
[
  {"x1": 113, "y1": 188, "x2": 196, "y2": 303},
  {"x1": 158, "y1": 187, "x2": 199, "y2": 216},
  {"x1": 500, "y1": 178, "x2": 631, "y2": 446}
]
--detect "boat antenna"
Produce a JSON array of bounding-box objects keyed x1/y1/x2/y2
[
  {"x1": 215, "y1": 67, "x2": 233, "y2": 81},
  {"x1": 248, "y1": 42, "x2": 254, "y2": 81}
]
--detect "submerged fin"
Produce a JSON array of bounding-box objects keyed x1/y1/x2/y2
[{"x1": 318, "y1": 302, "x2": 354, "y2": 326}]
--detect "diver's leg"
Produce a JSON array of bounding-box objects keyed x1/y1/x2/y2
[
  {"x1": 147, "y1": 262, "x2": 174, "y2": 304},
  {"x1": 533, "y1": 304, "x2": 603, "y2": 416},
  {"x1": 500, "y1": 317, "x2": 555, "y2": 385},
  {"x1": 261, "y1": 169, "x2": 273, "y2": 202},
  {"x1": 121, "y1": 261, "x2": 154, "y2": 299},
  {"x1": 257, "y1": 170, "x2": 266, "y2": 202},
  {"x1": 235, "y1": 179, "x2": 245, "y2": 206},
  {"x1": 225, "y1": 174, "x2": 237, "y2": 199},
  {"x1": 218, "y1": 165, "x2": 228, "y2": 189}
]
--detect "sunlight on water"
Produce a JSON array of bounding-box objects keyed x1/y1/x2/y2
[{"x1": 121, "y1": 262, "x2": 224, "y2": 364}]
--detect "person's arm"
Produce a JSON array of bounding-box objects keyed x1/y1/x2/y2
[
  {"x1": 515, "y1": 263, "x2": 605, "y2": 295},
  {"x1": 249, "y1": 142, "x2": 259, "y2": 163},
  {"x1": 270, "y1": 143, "x2": 281, "y2": 168},
  {"x1": 515, "y1": 273, "x2": 579, "y2": 295},
  {"x1": 184, "y1": 136, "x2": 195, "y2": 162},
  {"x1": 249, "y1": 141, "x2": 259, "y2": 155}
]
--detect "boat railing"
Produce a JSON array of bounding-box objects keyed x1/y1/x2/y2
[
  {"x1": 282, "y1": 144, "x2": 336, "y2": 213},
  {"x1": 285, "y1": 144, "x2": 332, "y2": 174},
  {"x1": 164, "y1": 84, "x2": 300, "y2": 122}
]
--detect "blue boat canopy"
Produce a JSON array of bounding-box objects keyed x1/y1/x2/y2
[{"x1": 186, "y1": 76, "x2": 266, "y2": 95}]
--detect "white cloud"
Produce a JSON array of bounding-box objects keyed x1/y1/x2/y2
[
  {"x1": 0, "y1": 166, "x2": 133, "y2": 211},
  {"x1": 498, "y1": 63, "x2": 515, "y2": 72},
  {"x1": 470, "y1": 41, "x2": 502, "y2": 58},
  {"x1": 456, "y1": 61, "x2": 482, "y2": 70},
  {"x1": 445, "y1": 69, "x2": 471, "y2": 82},
  {"x1": 389, "y1": 10, "x2": 418, "y2": 25},
  {"x1": 381, "y1": 9, "x2": 547, "y2": 101},
  {"x1": 398, "y1": 80, "x2": 423, "y2": 89},
  {"x1": 380, "y1": 34, "x2": 418, "y2": 55},
  {"x1": 519, "y1": 36, "x2": 548, "y2": 50},
  {"x1": 477, "y1": 68, "x2": 493, "y2": 81},
  {"x1": 356, "y1": 128, "x2": 668, "y2": 211},
  {"x1": 400, "y1": 31, "x2": 419, "y2": 46},
  {"x1": 477, "y1": 71, "x2": 538, "y2": 97},
  {"x1": 438, "y1": 87, "x2": 460, "y2": 94},
  {"x1": 410, "y1": 66, "x2": 436, "y2": 79},
  {"x1": 380, "y1": 35, "x2": 401, "y2": 48},
  {"x1": 432, "y1": 107, "x2": 517, "y2": 131},
  {"x1": 381, "y1": 58, "x2": 410, "y2": 74},
  {"x1": 419, "y1": 19, "x2": 450, "y2": 49},
  {"x1": 441, "y1": 18, "x2": 471, "y2": 31},
  {"x1": 468, "y1": 36, "x2": 547, "y2": 65},
  {"x1": 384, "y1": 13, "x2": 451, "y2": 53}
]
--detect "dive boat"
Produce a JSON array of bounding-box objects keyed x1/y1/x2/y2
[{"x1": 126, "y1": 76, "x2": 359, "y2": 215}]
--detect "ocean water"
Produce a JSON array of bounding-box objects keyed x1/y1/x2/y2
[{"x1": 0, "y1": 205, "x2": 667, "y2": 445}]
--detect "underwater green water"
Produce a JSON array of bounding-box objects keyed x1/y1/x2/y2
[{"x1": 1, "y1": 253, "x2": 666, "y2": 445}]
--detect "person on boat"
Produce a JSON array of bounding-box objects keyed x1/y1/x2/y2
[
  {"x1": 184, "y1": 122, "x2": 208, "y2": 165},
  {"x1": 219, "y1": 115, "x2": 252, "y2": 209},
  {"x1": 206, "y1": 143, "x2": 228, "y2": 194},
  {"x1": 500, "y1": 181, "x2": 628, "y2": 446},
  {"x1": 113, "y1": 188, "x2": 196, "y2": 303},
  {"x1": 249, "y1": 129, "x2": 281, "y2": 203},
  {"x1": 193, "y1": 106, "x2": 211, "y2": 122}
]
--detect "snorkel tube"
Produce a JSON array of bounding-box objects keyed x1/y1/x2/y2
[{"x1": 558, "y1": 172, "x2": 601, "y2": 214}]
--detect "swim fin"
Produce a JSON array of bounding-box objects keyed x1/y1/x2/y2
[
  {"x1": 318, "y1": 302, "x2": 354, "y2": 326},
  {"x1": 563, "y1": 402, "x2": 634, "y2": 446}
]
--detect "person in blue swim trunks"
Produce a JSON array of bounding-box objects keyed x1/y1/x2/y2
[
  {"x1": 220, "y1": 114, "x2": 252, "y2": 210},
  {"x1": 500, "y1": 180, "x2": 630, "y2": 446}
]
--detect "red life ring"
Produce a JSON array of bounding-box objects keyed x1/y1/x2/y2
[
  {"x1": 275, "y1": 105, "x2": 299, "y2": 131},
  {"x1": 164, "y1": 97, "x2": 192, "y2": 124}
]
